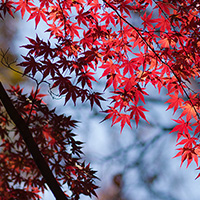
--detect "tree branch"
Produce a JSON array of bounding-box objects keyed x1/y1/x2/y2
[{"x1": 0, "y1": 81, "x2": 68, "y2": 200}]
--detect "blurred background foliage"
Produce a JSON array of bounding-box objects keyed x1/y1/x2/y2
[{"x1": 0, "y1": 14, "x2": 23, "y2": 85}]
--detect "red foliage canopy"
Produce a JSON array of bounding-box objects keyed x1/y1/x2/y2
[{"x1": 0, "y1": 0, "x2": 199, "y2": 199}]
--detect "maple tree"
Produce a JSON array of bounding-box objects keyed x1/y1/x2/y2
[{"x1": 0, "y1": 0, "x2": 199, "y2": 199}]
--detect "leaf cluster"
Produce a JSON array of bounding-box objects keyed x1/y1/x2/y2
[
  {"x1": 0, "y1": 0, "x2": 200, "y2": 198},
  {"x1": 0, "y1": 85, "x2": 98, "y2": 199}
]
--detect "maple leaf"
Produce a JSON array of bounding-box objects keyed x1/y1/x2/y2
[
  {"x1": 174, "y1": 147, "x2": 198, "y2": 168},
  {"x1": 41, "y1": 59, "x2": 58, "y2": 78},
  {"x1": 0, "y1": 0, "x2": 14, "y2": 17},
  {"x1": 46, "y1": 23, "x2": 63, "y2": 38},
  {"x1": 18, "y1": 55, "x2": 41, "y2": 76},
  {"x1": 154, "y1": 15, "x2": 171, "y2": 32},
  {"x1": 100, "y1": 106, "x2": 119, "y2": 126},
  {"x1": 154, "y1": 1, "x2": 175, "y2": 16},
  {"x1": 176, "y1": 135, "x2": 197, "y2": 149},
  {"x1": 100, "y1": 60, "x2": 122, "y2": 90},
  {"x1": 158, "y1": 38, "x2": 170, "y2": 48},
  {"x1": 77, "y1": 69, "x2": 96, "y2": 89},
  {"x1": 21, "y1": 35, "x2": 56, "y2": 60},
  {"x1": 122, "y1": 59, "x2": 136, "y2": 76},
  {"x1": 118, "y1": 0, "x2": 133, "y2": 17},
  {"x1": 128, "y1": 105, "x2": 149, "y2": 127},
  {"x1": 101, "y1": 11, "x2": 117, "y2": 27},
  {"x1": 39, "y1": 0, "x2": 53, "y2": 9},
  {"x1": 76, "y1": 9, "x2": 90, "y2": 26},
  {"x1": 166, "y1": 76, "x2": 186, "y2": 95},
  {"x1": 165, "y1": 94, "x2": 184, "y2": 114},
  {"x1": 141, "y1": 12, "x2": 158, "y2": 29},
  {"x1": 87, "y1": 92, "x2": 105, "y2": 110},
  {"x1": 14, "y1": 0, "x2": 35, "y2": 19},
  {"x1": 170, "y1": 118, "x2": 193, "y2": 135},
  {"x1": 30, "y1": 87, "x2": 47, "y2": 101},
  {"x1": 180, "y1": 103, "x2": 198, "y2": 121},
  {"x1": 27, "y1": 6, "x2": 47, "y2": 28},
  {"x1": 112, "y1": 113, "x2": 132, "y2": 133},
  {"x1": 67, "y1": 23, "x2": 82, "y2": 39},
  {"x1": 89, "y1": 0, "x2": 101, "y2": 12}
]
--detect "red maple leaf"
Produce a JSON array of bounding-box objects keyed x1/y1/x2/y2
[
  {"x1": 27, "y1": 6, "x2": 47, "y2": 28},
  {"x1": 170, "y1": 118, "x2": 193, "y2": 136},
  {"x1": 141, "y1": 12, "x2": 158, "y2": 29},
  {"x1": 14, "y1": 0, "x2": 34, "y2": 19},
  {"x1": 154, "y1": 15, "x2": 171, "y2": 32},
  {"x1": 101, "y1": 11, "x2": 117, "y2": 27},
  {"x1": 0, "y1": 0, "x2": 14, "y2": 17},
  {"x1": 128, "y1": 105, "x2": 149, "y2": 127},
  {"x1": 180, "y1": 103, "x2": 198, "y2": 121},
  {"x1": 165, "y1": 94, "x2": 184, "y2": 114}
]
